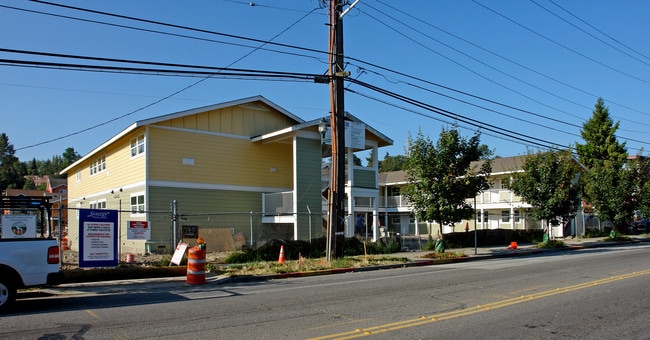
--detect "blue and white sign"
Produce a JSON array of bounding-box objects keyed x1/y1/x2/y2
[{"x1": 79, "y1": 209, "x2": 118, "y2": 268}]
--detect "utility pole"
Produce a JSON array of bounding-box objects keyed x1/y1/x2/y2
[{"x1": 326, "y1": 0, "x2": 349, "y2": 261}]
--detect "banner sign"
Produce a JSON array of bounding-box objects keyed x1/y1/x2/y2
[
  {"x1": 1, "y1": 215, "x2": 37, "y2": 239},
  {"x1": 79, "y1": 209, "x2": 118, "y2": 268},
  {"x1": 127, "y1": 220, "x2": 151, "y2": 240}
]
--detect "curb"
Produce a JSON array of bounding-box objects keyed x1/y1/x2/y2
[
  {"x1": 219, "y1": 239, "x2": 646, "y2": 284},
  {"x1": 41, "y1": 238, "x2": 648, "y2": 292}
]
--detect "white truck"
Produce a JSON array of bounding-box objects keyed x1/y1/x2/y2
[{"x1": 0, "y1": 196, "x2": 64, "y2": 312}]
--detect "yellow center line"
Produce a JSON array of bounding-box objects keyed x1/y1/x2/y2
[
  {"x1": 85, "y1": 309, "x2": 101, "y2": 319},
  {"x1": 309, "y1": 269, "x2": 650, "y2": 340}
]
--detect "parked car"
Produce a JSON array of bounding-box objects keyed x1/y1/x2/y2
[{"x1": 628, "y1": 219, "x2": 649, "y2": 234}]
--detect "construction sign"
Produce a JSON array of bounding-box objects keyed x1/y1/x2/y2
[{"x1": 127, "y1": 220, "x2": 151, "y2": 240}]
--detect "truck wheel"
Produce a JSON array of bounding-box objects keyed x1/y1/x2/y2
[{"x1": 0, "y1": 277, "x2": 17, "y2": 313}]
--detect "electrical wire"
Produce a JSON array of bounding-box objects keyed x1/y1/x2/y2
[{"x1": 373, "y1": 0, "x2": 650, "y2": 125}]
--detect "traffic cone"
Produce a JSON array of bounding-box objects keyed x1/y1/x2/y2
[{"x1": 278, "y1": 245, "x2": 286, "y2": 264}]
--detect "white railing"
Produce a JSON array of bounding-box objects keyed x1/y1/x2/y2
[{"x1": 380, "y1": 195, "x2": 410, "y2": 208}]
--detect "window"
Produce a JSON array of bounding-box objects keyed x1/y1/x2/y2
[
  {"x1": 502, "y1": 210, "x2": 510, "y2": 223},
  {"x1": 90, "y1": 156, "x2": 106, "y2": 176},
  {"x1": 483, "y1": 211, "x2": 489, "y2": 222},
  {"x1": 477, "y1": 211, "x2": 482, "y2": 223},
  {"x1": 390, "y1": 215, "x2": 400, "y2": 225},
  {"x1": 409, "y1": 215, "x2": 416, "y2": 224},
  {"x1": 514, "y1": 210, "x2": 520, "y2": 223},
  {"x1": 131, "y1": 134, "x2": 145, "y2": 157},
  {"x1": 390, "y1": 187, "x2": 401, "y2": 196},
  {"x1": 89, "y1": 200, "x2": 106, "y2": 209},
  {"x1": 131, "y1": 194, "x2": 145, "y2": 215},
  {"x1": 76, "y1": 170, "x2": 81, "y2": 182}
]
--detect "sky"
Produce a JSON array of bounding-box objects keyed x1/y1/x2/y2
[{"x1": 2, "y1": 0, "x2": 649, "y2": 163}]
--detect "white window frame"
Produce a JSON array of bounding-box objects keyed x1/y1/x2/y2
[
  {"x1": 131, "y1": 134, "x2": 145, "y2": 158},
  {"x1": 76, "y1": 170, "x2": 81, "y2": 182},
  {"x1": 501, "y1": 210, "x2": 510, "y2": 223},
  {"x1": 130, "y1": 192, "x2": 145, "y2": 216},
  {"x1": 89, "y1": 199, "x2": 107, "y2": 210},
  {"x1": 90, "y1": 155, "x2": 106, "y2": 176}
]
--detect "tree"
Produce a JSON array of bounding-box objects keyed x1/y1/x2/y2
[
  {"x1": 402, "y1": 127, "x2": 492, "y2": 240},
  {"x1": 575, "y1": 98, "x2": 634, "y2": 232},
  {"x1": 367, "y1": 153, "x2": 407, "y2": 172},
  {"x1": 575, "y1": 98, "x2": 627, "y2": 169},
  {"x1": 508, "y1": 149, "x2": 582, "y2": 236},
  {"x1": 0, "y1": 133, "x2": 24, "y2": 192}
]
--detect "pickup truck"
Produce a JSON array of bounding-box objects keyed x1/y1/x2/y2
[
  {"x1": 0, "y1": 196, "x2": 64, "y2": 312},
  {"x1": 0, "y1": 239, "x2": 63, "y2": 312}
]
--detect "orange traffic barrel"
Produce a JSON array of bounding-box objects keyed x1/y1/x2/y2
[{"x1": 187, "y1": 247, "x2": 207, "y2": 284}]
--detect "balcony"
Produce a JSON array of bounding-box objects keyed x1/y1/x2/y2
[{"x1": 380, "y1": 195, "x2": 410, "y2": 208}]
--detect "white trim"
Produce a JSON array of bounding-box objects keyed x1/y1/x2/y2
[
  {"x1": 61, "y1": 96, "x2": 302, "y2": 174},
  {"x1": 148, "y1": 180, "x2": 290, "y2": 193},
  {"x1": 149, "y1": 124, "x2": 251, "y2": 140},
  {"x1": 292, "y1": 135, "x2": 298, "y2": 240}
]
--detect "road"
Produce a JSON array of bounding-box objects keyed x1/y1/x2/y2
[{"x1": 1, "y1": 243, "x2": 649, "y2": 339}]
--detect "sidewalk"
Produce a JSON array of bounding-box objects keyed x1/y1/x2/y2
[{"x1": 35, "y1": 235, "x2": 649, "y2": 297}]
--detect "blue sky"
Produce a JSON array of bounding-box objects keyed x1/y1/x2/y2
[{"x1": 2, "y1": 0, "x2": 649, "y2": 162}]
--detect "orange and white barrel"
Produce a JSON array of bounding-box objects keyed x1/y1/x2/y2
[{"x1": 186, "y1": 247, "x2": 206, "y2": 284}]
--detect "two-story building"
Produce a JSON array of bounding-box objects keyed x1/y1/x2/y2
[
  {"x1": 60, "y1": 96, "x2": 392, "y2": 254},
  {"x1": 377, "y1": 156, "x2": 544, "y2": 238}
]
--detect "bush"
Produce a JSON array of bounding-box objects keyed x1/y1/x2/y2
[
  {"x1": 536, "y1": 240, "x2": 567, "y2": 249},
  {"x1": 584, "y1": 228, "x2": 608, "y2": 238}
]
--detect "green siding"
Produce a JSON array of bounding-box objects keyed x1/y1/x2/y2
[
  {"x1": 354, "y1": 168, "x2": 376, "y2": 189},
  {"x1": 295, "y1": 137, "x2": 325, "y2": 239},
  {"x1": 147, "y1": 186, "x2": 263, "y2": 248}
]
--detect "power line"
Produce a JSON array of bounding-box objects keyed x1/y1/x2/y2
[
  {"x1": 547, "y1": 0, "x2": 650, "y2": 62},
  {"x1": 471, "y1": 0, "x2": 650, "y2": 86},
  {"x1": 12, "y1": 1, "x2": 322, "y2": 152},
  {"x1": 373, "y1": 0, "x2": 650, "y2": 125},
  {"x1": 529, "y1": 0, "x2": 650, "y2": 68}
]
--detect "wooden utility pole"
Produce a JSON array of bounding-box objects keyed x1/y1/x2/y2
[{"x1": 326, "y1": 0, "x2": 348, "y2": 261}]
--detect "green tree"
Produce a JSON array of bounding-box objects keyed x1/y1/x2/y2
[
  {"x1": 403, "y1": 127, "x2": 492, "y2": 240},
  {"x1": 576, "y1": 98, "x2": 635, "y2": 231},
  {"x1": 508, "y1": 149, "x2": 582, "y2": 236},
  {"x1": 576, "y1": 98, "x2": 627, "y2": 169},
  {"x1": 61, "y1": 147, "x2": 81, "y2": 169},
  {"x1": 380, "y1": 153, "x2": 407, "y2": 172},
  {"x1": 0, "y1": 133, "x2": 24, "y2": 192},
  {"x1": 638, "y1": 157, "x2": 650, "y2": 219}
]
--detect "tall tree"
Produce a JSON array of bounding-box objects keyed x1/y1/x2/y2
[
  {"x1": 575, "y1": 98, "x2": 634, "y2": 231},
  {"x1": 0, "y1": 133, "x2": 24, "y2": 192},
  {"x1": 403, "y1": 127, "x2": 492, "y2": 239},
  {"x1": 508, "y1": 149, "x2": 582, "y2": 235},
  {"x1": 576, "y1": 98, "x2": 627, "y2": 169},
  {"x1": 380, "y1": 153, "x2": 407, "y2": 172}
]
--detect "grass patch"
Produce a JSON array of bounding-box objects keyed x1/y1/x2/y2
[
  {"x1": 420, "y1": 251, "x2": 466, "y2": 260},
  {"x1": 208, "y1": 255, "x2": 409, "y2": 277},
  {"x1": 535, "y1": 240, "x2": 567, "y2": 249}
]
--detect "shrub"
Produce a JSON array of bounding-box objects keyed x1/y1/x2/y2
[{"x1": 536, "y1": 240, "x2": 567, "y2": 249}]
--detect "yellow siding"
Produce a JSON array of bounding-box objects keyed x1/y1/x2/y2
[
  {"x1": 148, "y1": 127, "x2": 293, "y2": 188},
  {"x1": 153, "y1": 102, "x2": 295, "y2": 136},
  {"x1": 67, "y1": 129, "x2": 146, "y2": 200}
]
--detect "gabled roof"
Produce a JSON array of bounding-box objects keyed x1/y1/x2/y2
[
  {"x1": 251, "y1": 112, "x2": 393, "y2": 150},
  {"x1": 61, "y1": 96, "x2": 302, "y2": 174},
  {"x1": 379, "y1": 155, "x2": 529, "y2": 185}
]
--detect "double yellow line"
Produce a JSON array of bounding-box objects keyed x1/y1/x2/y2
[{"x1": 311, "y1": 269, "x2": 650, "y2": 339}]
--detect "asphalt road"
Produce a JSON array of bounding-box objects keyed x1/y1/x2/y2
[{"x1": 2, "y1": 243, "x2": 649, "y2": 339}]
